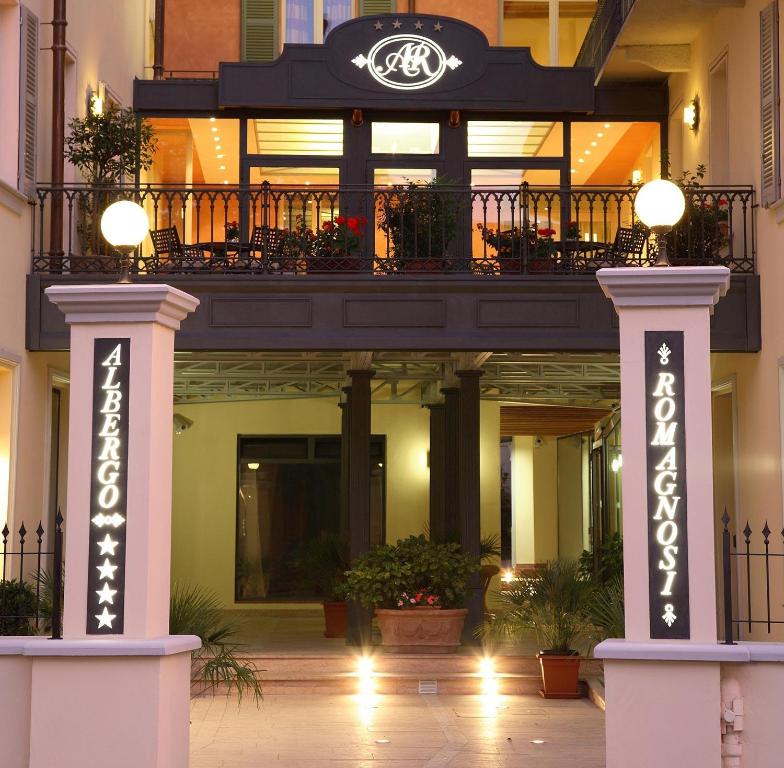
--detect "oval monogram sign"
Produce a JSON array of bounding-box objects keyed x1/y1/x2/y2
[{"x1": 352, "y1": 34, "x2": 462, "y2": 91}]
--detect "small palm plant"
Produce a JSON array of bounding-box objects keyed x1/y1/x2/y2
[
  {"x1": 484, "y1": 559, "x2": 594, "y2": 653},
  {"x1": 169, "y1": 583, "x2": 261, "y2": 705}
]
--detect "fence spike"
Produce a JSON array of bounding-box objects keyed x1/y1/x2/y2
[
  {"x1": 36, "y1": 523, "x2": 44, "y2": 542},
  {"x1": 55, "y1": 508, "x2": 63, "y2": 528},
  {"x1": 763, "y1": 521, "x2": 771, "y2": 543},
  {"x1": 18, "y1": 523, "x2": 26, "y2": 541},
  {"x1": 743, "y1": 522, "x2": 752, "y2": 542},
  {"x1": 1, "y1": 524, "x2": 8, "y2": 542},
  {"x1": 721, "y1": 508, "x2": 730, "y2": 528}
]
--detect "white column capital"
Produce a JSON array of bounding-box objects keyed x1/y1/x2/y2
[
  {"x1": 45, "y1": 284, "x2": 200, "y2": 330},
  {"x1": 597, "y1": 266, "x2": 730, "y2": 311}
]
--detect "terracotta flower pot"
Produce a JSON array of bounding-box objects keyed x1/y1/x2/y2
[
  {"x1": 323, "y1": 601, "x2": 348, "y2": 638},
  {"x1": 375, "y1": 607, "x2": 467, "y2": 653},
  {"x1": 537, "y1": 652, "x2": 582, "y2": 699}
]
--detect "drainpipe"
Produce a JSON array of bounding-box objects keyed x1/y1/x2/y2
[
  {"x1": 153, "y1": 0, "x2": 165, "y2": 79},
  {"x1": 50, "y1": 0, "x2": 67, "y2": 264}
]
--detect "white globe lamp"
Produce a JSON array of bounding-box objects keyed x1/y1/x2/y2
[
  {"x1": 633, "y1": 179, "x2": 686, "y2": 267},
  {"x1": 100, "y1": 200, "x2": 149, "y2": 283}
]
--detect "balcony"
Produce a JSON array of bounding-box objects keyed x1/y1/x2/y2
[
  {"x1": 27, "y1": 181, "x2": 759, "y2": 354},
  {"x1": 31, "y1": 182, "x2": 755, "y2": 277}
]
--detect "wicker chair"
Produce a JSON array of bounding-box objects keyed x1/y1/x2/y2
[
  {"x1": 249, "y1": 226, "x2": 293, "y2": 273},
  {"x1": 594, "y1": 226, "x2": 648, "y2": 267},
  {"x1": 149, "y1": 227, "x2": 206, "y2": 272}
]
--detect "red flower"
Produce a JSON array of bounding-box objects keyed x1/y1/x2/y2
[
  {"x1": 426, "y1": 595, "x2": 436, "y2": 605},
  {"x1": 322, "y1": 221, "x2": 334, "y2": 231},
  {"x1": 336, "y1": 215, "x2": 346, "y2": 225},
  {"x1": 347, "y1": 216, "x2": 360, "y2": 231},
  {"x1": 538, "y1": 227, "x2": 556, "y2": 237}
]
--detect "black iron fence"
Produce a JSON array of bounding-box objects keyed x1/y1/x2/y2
[
  {"x1": 721, "y1": 511, "x2": 784, "y2": 644},
  {"x1": 31, "y1": 182, "x2": 755, "y2": 277},
  {"x1": 575, "y1": 0, "x2": 636, "y2": 74},
  {"x1": 0, "y1": 511, "x2": 63, "y2": 639}
]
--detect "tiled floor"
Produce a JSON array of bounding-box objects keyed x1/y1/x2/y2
[{"x1": 190, "y1": 693, "x2": 606, "y2": 767}]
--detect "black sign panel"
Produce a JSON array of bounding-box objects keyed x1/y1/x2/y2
[
  {"x1": 86, "y1": 338, "x2": 130, "y2": 635},
  {"x1": 645, "y1": 331, "x2": 690, "y2": 639}
]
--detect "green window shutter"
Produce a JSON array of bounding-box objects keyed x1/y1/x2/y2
[
  {"x1": 18, "y1": 4, "x2": 39, "y2": 196},
  {"x1": 242, "y1": 0, "x2": 277, "y2": 62},
  {"x1": 359, "y1": 0, "x2": 393, "y2": 15},
  {"x1": 760, "y1": 1, "x2": 781, "y2": 207}
]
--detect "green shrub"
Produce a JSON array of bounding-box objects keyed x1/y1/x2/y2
[
  {"x1": 344, "y1": 535, "x2": 478, "y2": 610},
  {"x1": 0, "y1": 579, "x2": 39, "y2": 636}
]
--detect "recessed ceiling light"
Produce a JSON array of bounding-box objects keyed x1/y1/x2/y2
[
  {"x1": 531, "y1": 739, "x2": 546, "y2": 745},
  {"x1": 591, "y1": 141, "x2": 597, "y2": 147},
  {"x1": 209, "y1": 116, "x2": 216, "y2": 122},
  {"x1": 219, "y1": 165, "x2": 226, "y2": 170},
  {"x1": 604, "y1": 123, "x2": 611, "y2": 128},
  {"x1": 578, "y1": 158, "x2": 585, "y2": 163},
  {"x1": 213, "y1": 136, "x2": 220, "y2": 142},
  {"x1": 223, "y1": 180, "x2": 229, "y2": 185},
  {"x1": 570, "y1": 168, "x2": 576, "y2": 173},
  {"x1": 211, "y1": 127, "x2": 218, "y2": 132},
  {"x1": 584, "y1": 149, "x2": 591, "y2": 155},
  {"x1": 215, "y1": 145, "x2": 222, "y2": 150},
  {"x1": 597, "y1": 132, "x2": 604, "y2": 138},
  {"x1": 216, "y1": 154, "x2": 225, "y2": 159}
]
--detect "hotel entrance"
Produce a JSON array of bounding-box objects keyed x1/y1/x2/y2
[{"x1": 168, "y1": 349, "x2": 622, "y2": 654}]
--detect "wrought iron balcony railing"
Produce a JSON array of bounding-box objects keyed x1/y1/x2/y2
[
  {"x1": 575, "y1": 0, "x2": 636, "y2": 75},
  {"x1": 30, "y1": 182, "x2": 755, "y2": 278}
]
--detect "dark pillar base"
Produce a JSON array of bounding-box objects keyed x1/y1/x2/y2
[{"x1": 346, "y1": 601, "x2": 373, "y2": 647}]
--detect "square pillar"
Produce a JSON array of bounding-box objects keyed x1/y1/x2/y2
[
  {"x1": 595, "y1": 266, "x2": 730, "y2": 768},
  {"x1": 344, "y1": 369, "x2": 374, "y2": 646},
  {"x1": 38, "y1": 284, "x2": 201, "y2": 768},
  {"x1": 456, "y1": 369, "x2": 483, "y2": 639},
  {"x1": 427, "y1": 402, "x2": 446, "y2": 543},
  {"x1": 441, "y1": 386, "x2": 461, "y2": 543}
]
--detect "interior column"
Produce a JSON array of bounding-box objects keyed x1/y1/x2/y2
[
  {"x1": 441, "y1": 385, "x2": 461, "y2": 543},
  {"x1": 427, "y1": 402, "x2": 446, "y2": 542},
  {"x1": 345, "y1": 368, "x2": 374, "y2": 646},
  {"x1": 456, "y1": 369, "x2": 483, "y2": 640}
]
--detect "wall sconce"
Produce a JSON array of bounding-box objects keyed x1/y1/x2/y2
[
  {"x1": 683, "y1": 96, "x2": 700, "y2": 133},
  {"x1": 352, "y1": 109, "x2": 364, "y2": 127},
  {"x1": 89, "y1": 81, "x2": 106, "y2": 116},
  {"x1": 631, "y1": 169, "x2": 643, "y2": 185},
  {"x1": 448, "y1": 110, "x2": 461, "y2": 129}
]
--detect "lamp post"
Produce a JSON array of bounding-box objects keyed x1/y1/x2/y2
[
  {"x1": 633, "y1": 179, "x2": 686, "y2": 267},
  {"x1": 100, "y1": 200, "x2": 149, "y2": 283}
]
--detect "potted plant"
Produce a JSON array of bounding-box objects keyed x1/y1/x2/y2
[
  {"x1": 344, "y1": 535, "x2": 478, "y2": 653},
  {"x1": 477, "y1": 223, "x2": 555, "y2": 273},
  {"x1": 377, "y1": 178, "x2": 460, "y2": 272},
  {"x1": 64, "y1": 105, "x2": 157, "y2": 261},
  {"x1": 485, "y1": 559, "x2": 594, "y2": 697},
  {"x1": 291, "y1": 534, "x2": 351, "y2": 637}
]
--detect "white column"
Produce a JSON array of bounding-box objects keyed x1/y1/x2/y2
[
  {"x1": 595, "y1": 266, "x2": 732, "y2": 768},
  {"x1": 3, "y1": 283, "x2": 203, "y2": 768}
]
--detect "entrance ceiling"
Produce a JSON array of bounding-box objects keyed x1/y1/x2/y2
[{"x1": 172, "y1": 350, "x2": 620, "y2": 407}]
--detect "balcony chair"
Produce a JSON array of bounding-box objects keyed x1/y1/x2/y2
[
  {"x1": 249, "y1": 225, "x2": 296, "y2": 273},
  {"x1": 583, "y1": 225, "x2": 649, "y2": 270},
  {"x1": 149, "y1": 226, "x2": 207, "y2": 273}
]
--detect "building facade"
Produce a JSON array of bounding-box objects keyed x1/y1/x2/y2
[{"x1": 1, "y1": 0, "x2": 780, "y2": 643}]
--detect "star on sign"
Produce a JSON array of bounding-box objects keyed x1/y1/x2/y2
[
  {"x1": 95, "y1": 607, "x2": 116, "y2": 629},
  {"x1": 373, "y1": 20, "x2": 383, "y2": 30},
  {"x1": 414, "y1": 20, "x2": 423, "y2": 30},
  {"x1": 96, "y1": 583, "x2": 118, "y2": 605},
  {"x1": 96, "y1": 558, "x2": 118, "y2": 580},
  {"x1": 98, "y1": 534, "x2": 118, "y2": 556},
  {"x1": 392, "y1": 19, "x2": 402, "y2": 29},
  {"x1": 433, "y1": 21, "x2": 443, "y2": 31}
]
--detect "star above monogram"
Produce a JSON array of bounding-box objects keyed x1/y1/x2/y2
[
  {"x1": 392, "y1": 19, "x2": 402, "y2": 29},
  {"x1": 414, "y1": 20, "x2": 423, "y2": 30},
  {"x1": 373, "y1": 20, "x2": 383, "y2": 30},
  {"x1": 98, "y1": 534, "x2": 118, "y2": 556},
  {"x1": 434, "y1": 21, "x2": 443, "y2": 31}
]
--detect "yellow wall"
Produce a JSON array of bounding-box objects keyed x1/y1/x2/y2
[
  {"x1": 172, "y1": 397, "x2": 502, "y2": 607},
  {"x1": 667, "y1": 0, "x2": 784, "y2": 638},
  {"x1": 511, "y1": 436, "x2": 535, "y2": 564},
  {"x1": 532, "y1": 437, "x2": 559, "y2": 562}
]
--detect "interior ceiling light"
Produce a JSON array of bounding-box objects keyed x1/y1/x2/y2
[
  {"x1": 209, "y1": 116, "x2": 216, "y2": 122},
  {"x1": 578, "y1": 158, "x2": 585, "y2": 163},
  {"x1": 590, "y1": 141, "x2": 597, "y2": 147},
  {"x1": 215, "y1": 145, "x2": 222, "y2": 150},
  {"x1": 604, "y1": 123, "x2": 611, "y2": 128},
  {"x1": 584, "y1": 149, "x2": 591, "y2": 155},
  {"x1": 597, "y1": 132, "x2": 604, "y2": 138},
  {"x1": 219, "y1": 165, "x2": 226, "y2": 170},
  {"x1": 570, "y1": 168, "x2": 576, "y2": 173},
  {"x1": 211, "y1": 126, "x2": 218, "y2": 132},
  {"x1": 216, "y1": 154, "x2": 225, "y2": 159},
  {"x1": 213, "y1": 136, "x2": 220, "y2": 142}
]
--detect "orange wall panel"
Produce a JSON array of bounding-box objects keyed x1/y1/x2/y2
[
  {"x1": 164, "y1": 0, "x2": 240, "y2": 75},
  {"x1": 414, "y1": 0, "x2": 499, "y2": 45}
]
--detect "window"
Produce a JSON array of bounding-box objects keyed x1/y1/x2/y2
[
  {"x1": 18, "y1": 5, "x2": 39, "y2": 194},
  {"x1": 761, "y1": 1, "x2": 780, "y2": 207},
  {"x1": 467, "y1": 121, "x2": 563, "y2": 157},
  {"x1": 249, "y1": 118, "x2": 344, "y2": 156},
  {"x1": 285, "y1": 0, "x2": 353, "y2": 44},
  {"x1": 371, "y1": 123, "x2": 440, "y2": 155}
]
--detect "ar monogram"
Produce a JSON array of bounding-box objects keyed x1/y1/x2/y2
[{"x1": 352, "y1": 34, "x2": 462, "y2": 91}]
